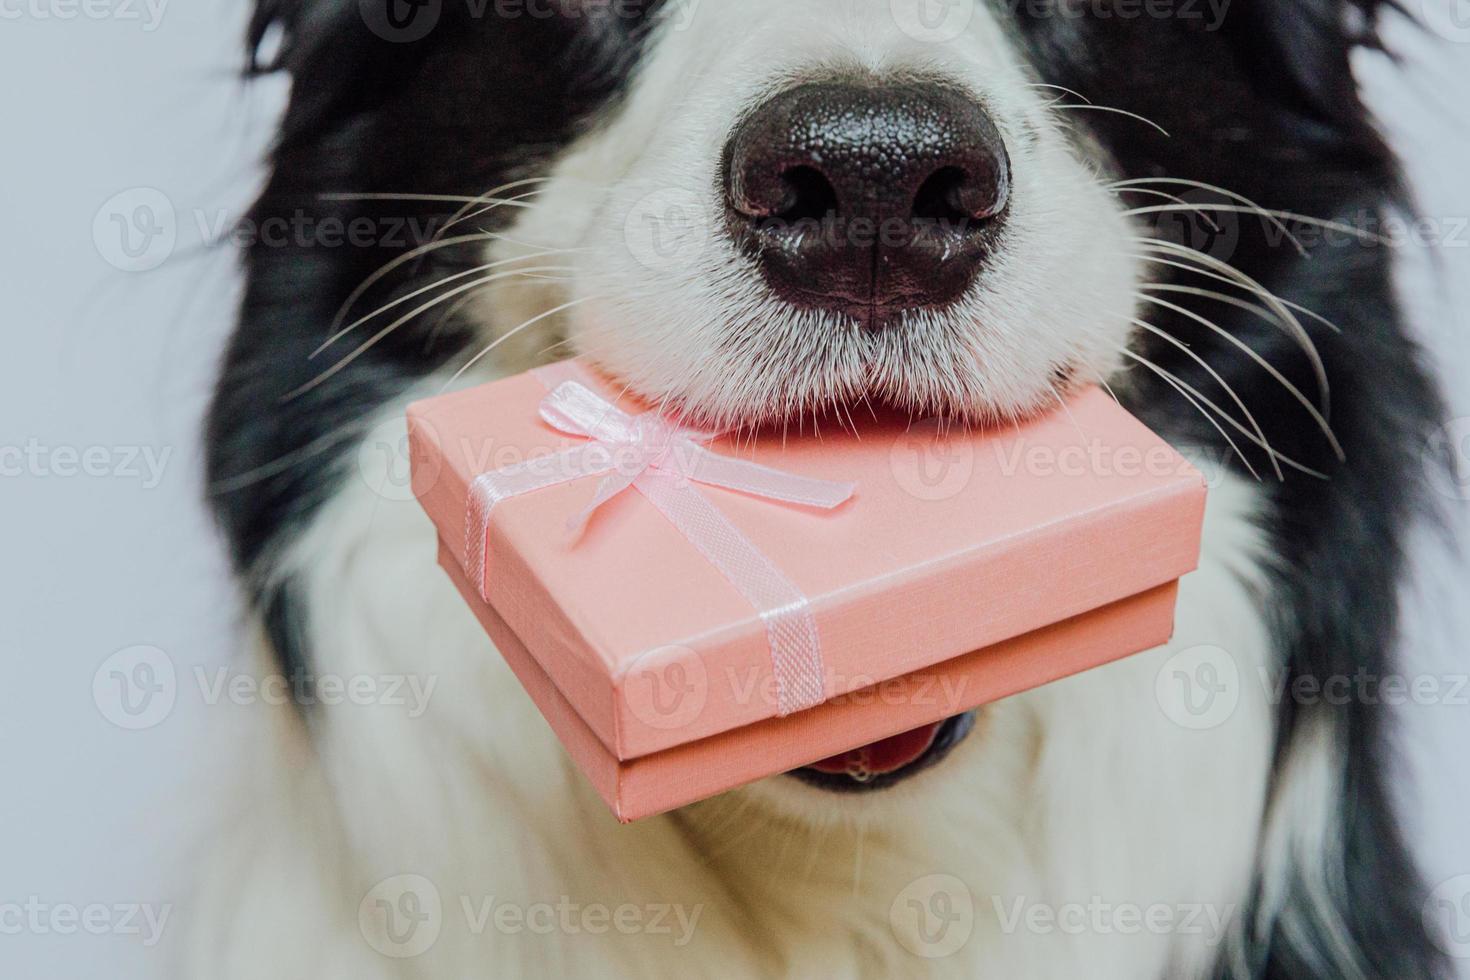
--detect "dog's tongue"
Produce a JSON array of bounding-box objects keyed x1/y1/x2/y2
[{"x1": 806, "y1": 721, "x2": 945, "y2": 780}]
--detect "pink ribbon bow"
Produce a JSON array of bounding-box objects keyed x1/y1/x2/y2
[{"x1": 464, "y1": 378, "x2": 856, "y2": 717}]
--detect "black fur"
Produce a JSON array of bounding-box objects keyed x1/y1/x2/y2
[
  {"x1": 1007, "y1": 7, "x2": 1445, "y2": 976},
  {"x1": 209, "y1": 0, "x2": 661, "y2": 677},
  {"x1": 206, "y1": 2, "x2": 1448, "y2": 976}
]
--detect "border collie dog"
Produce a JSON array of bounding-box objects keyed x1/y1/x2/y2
[{"x1": 201, "y1": 1, "x2": 1449, "y2": 976}]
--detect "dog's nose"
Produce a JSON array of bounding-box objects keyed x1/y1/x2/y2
[{"x1": 723, "y1": 81, "x2": 1010, "y2": 326}]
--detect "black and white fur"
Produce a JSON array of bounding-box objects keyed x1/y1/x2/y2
[{"x1": 198, "y1": 0, "x2": 1449, "y2": 976}]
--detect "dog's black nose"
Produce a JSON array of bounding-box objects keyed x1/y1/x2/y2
[{"x1": 723, "y1": 81, "x2": 1010, "y2": 326}]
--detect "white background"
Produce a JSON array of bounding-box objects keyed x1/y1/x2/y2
[{"x1": 2, "y1": 3, "x2": 1467, "y2": 978}]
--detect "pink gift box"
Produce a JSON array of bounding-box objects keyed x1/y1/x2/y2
[{"x1": 408, "y1": 362, "x2": 1206, "y2": 821}]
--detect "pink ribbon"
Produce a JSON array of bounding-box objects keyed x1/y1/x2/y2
[{"x1": 464, "y1": 378, "x2": 855, "y2": 717}]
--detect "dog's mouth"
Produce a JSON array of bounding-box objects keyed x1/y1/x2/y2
[{"x1": 787, "y1": 712, "x2": 976, "y2": 792}]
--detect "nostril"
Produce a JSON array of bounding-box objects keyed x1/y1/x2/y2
[
  {"x1": 912, "y1": 165, "x2": 1010, "y2": 227},
  {"x1": 912, "y1": 166, "x2": 972, "y2": 226},
  {"x1": 773, "y1": 165, "x2": 839, "y2": 223}
]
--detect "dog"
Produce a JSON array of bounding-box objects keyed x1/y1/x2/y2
[{"x1": 197, "y1": 1, "x2": 1450, "y2": 976}]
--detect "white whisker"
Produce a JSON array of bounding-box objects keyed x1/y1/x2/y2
[
  {"x1": 1132, "y1": 258, "x2": 1342, "y2": 335},
  {"x1": 1122, "y1": 204, "x2": 1306, "y2": 254},
  {"x1": 1111, "y1": 187, "x2": 1222, "y2": 231},
  {"x1": 1134, "y1": 237, "x2": 1331, "y2": 415},
  {"x1": 1023, "y1": 82, "x2": 1096, "y2": 104},
  {"x1": 287, "y1": 267, "x2": 579, "y2": 400},
  {"x1": 328, "y1": 232, "x2": 590, "y2": 335},
  {"x1": 311, "y1": 249, "x2": 579, "y2": 358},
  {"x1": 328, "y1": 233, "x2": 498, "y2": 333},
  {"x1": 1134, "y1": 292, "x2": 1344, "y2": 461},
  {"x1": 1110, "y1": 177, "x2": 1306, "y2": 257},
  {"x1": 1114, "y1": 343, "x2": 1328, "y2": 479},
  {"x1": 433, "y1": 185, "x2": 550, "y2": 243},
  {"x1": 1045, "y1": 101, "x2": 1170, "y2": 137},
  {"x1": 1123, "y1": 202, "x2": 1387, "y2": 249},
  {"x1": 441, "y1": 294, "x2": 601, "y2": 391},
  {"x1": 318, "y1": 192, "x2": 538, "y2": 206},
  {"x1": 1111, "y1": 347, "x2": 1261, "y2": 481},
  {"x1": 1125, "y1": 316, "x2": 1284, "y2": 480}
]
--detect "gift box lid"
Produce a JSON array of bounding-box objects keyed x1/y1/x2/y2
[{"x1": 409, "y1": 363, "x2": 1206, "y2": 762}]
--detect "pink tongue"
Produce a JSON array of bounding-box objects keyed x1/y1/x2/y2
[{"x1": 806, "y1": 721, "x2": 945, "y2": 779}]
